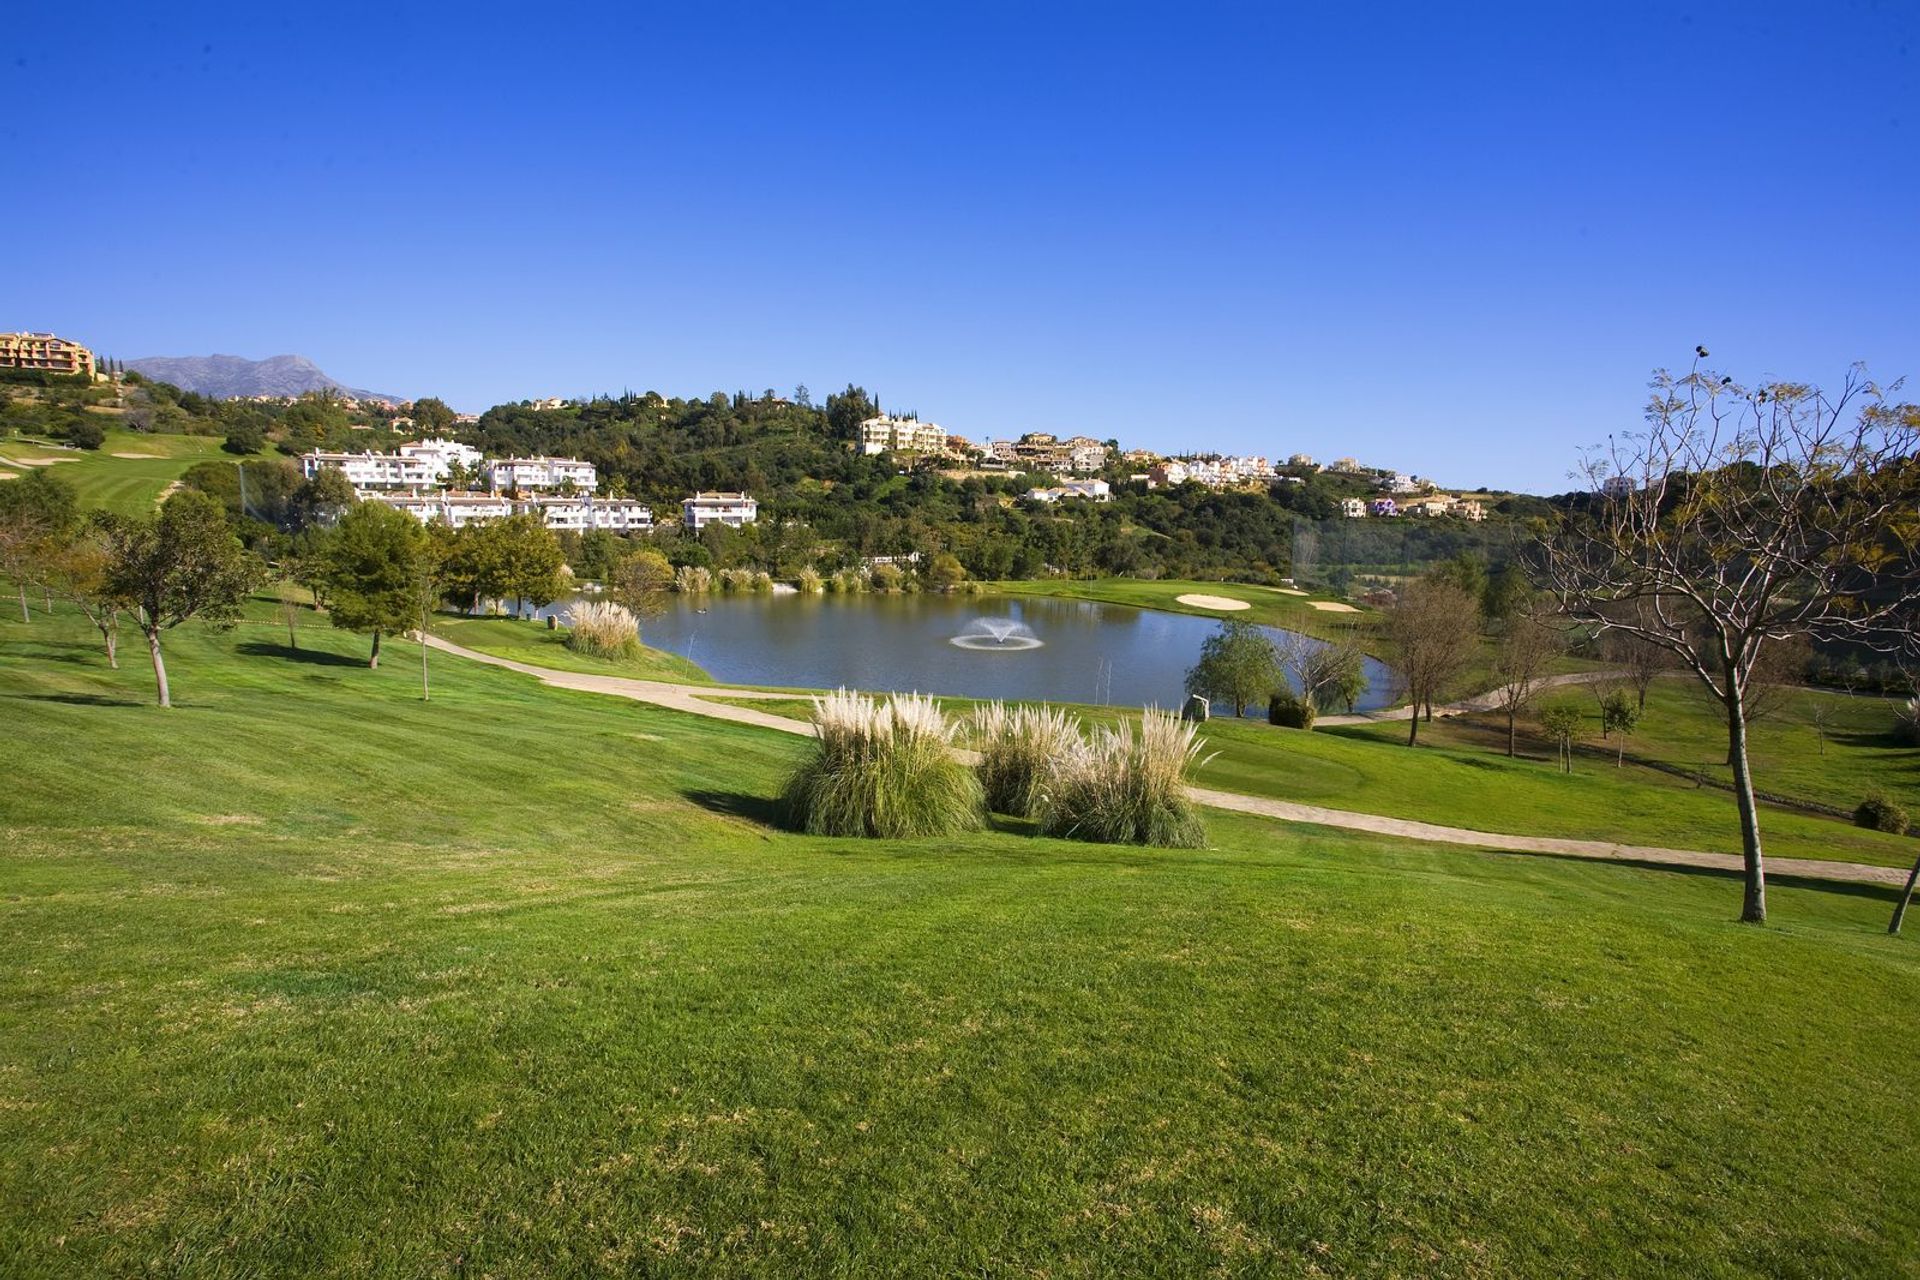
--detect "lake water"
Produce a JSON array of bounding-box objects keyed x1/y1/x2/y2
[{"x1": 557, "y1": 592, "x2": 1392, "y2": 714}]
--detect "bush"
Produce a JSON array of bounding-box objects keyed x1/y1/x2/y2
[
  {"x1": 783, "y1": 690, "x2": 985, "y2": 838},
  {"x1": 562, "y1": 600, "x2": 640, "y2": 658},
  {"x1": 719, "y1": 567, "x2": 756, "y2": 592},
  {"x1": 1854, "y1": 790, "x2": 1911, "y2": 835},
  {"x1": 1894, "y1": 698, "x2": 1920, "y2": 747},
  {"x1": 795, "y1": 567, "x2": 823, "y2": 593},
  {"x1": 64, "y1": 417, "x2": 105, "y2": 450},
  {"x1": 870, "y1": 562, "x2": 905, "y2": 593},
  {"x1": 826, "y1": 568, "x2": 869, "y2": 594},
  {"x1": 223, "y1": 423, "x2": 266, "y2": 455},
  {"x1": 970, "y1": 702, "x2": 1081, "y2": 817},
  {"x1": 1038, "y1": 709, "x2": 1209, "y2": 848},
  {"x1": 674, "y1": 564, "x2": 712, "y2": 593},
  {"x1": 1266, "y1": 689, "x2": 1316, "y2": 729}
]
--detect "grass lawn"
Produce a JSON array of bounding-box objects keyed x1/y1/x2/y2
[
  {"x1": 0, "y1": 430, "x2": 254, "y2": 517},
  {"x1": 704, "y1": 691, "x2": 1920, "y2": 870},
  {"x1": 434, "y1": 612, "x2": 711, "y2": 683},
  {"x1": 989, "y1": 577, "x2": 1378, "y2": 640},
  {"x1": 5, "y1": 607, "x2": 1920, "y2": 1276}
]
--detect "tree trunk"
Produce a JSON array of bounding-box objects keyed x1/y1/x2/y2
[
  {"x1": 369, "y1": 628, "x2": 382, "y2": 669},
  {"x1": 1890, "y1": 854, "x2": 1920, "y2": 935},
  {"x1": 17, "y1": 584, "x2": 28, "y2": 623},
  {"x1": 1406, "y1": 708, "x2": 1420, "y2": 746},
  {"x1": 1725, "y1": 694, "x2": 1766, "y2": 923},
  {"x1": 101, "y1": 622, "x2": 118, "y2": 669},
  {"x1": 147, "y1": 627, "x2": 171, "y2": 709},
  {"x1": 1506, "y1": 705, "x2": 1517, "y2": 757}
]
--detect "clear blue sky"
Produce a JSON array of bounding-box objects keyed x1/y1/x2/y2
[{"x1": 5, "y1": 1, "x2": 1915, "y2": 492}]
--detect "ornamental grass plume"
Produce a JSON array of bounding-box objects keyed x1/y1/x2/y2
[
  {"x1": 674, "y1": 564, "x2": 713, "y2": 593},
  {"x1": 970, "y1": 701, "x2": 1082, "y2": 817},
  {"x1": 1038, "y1": 708, "x2": 1210, "y2": 848},
  {"x1": 783, "y1": 689, "x2": 985, "y2": 838},
  {"x1": 561, "y1": 599, "x2": 640, "y2": 658}
]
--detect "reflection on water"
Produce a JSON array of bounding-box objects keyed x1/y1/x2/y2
[{"x1": 558, "y1": 592, "x2": 1392, "y2": 715}]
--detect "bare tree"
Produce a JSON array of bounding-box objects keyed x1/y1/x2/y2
[
  {"x1": 1275, "y1": 632, "x2": 1368, "y2": 725},
  {"x1": 1384, "y1": 579, "x2": 1479, "y2": 746},
  {"x1": 1488, "y1": 607, "x2": 1563, "y2": 757},
  {"x1": 1598, "y1": 601, "x2": 1672, "y2": 710},
  {"x1": 1539, "y1": 355, "x2": 1920, "y2": 922}
]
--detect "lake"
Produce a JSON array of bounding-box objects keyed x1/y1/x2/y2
[{"x1": 559, "y1": 591, "x2": 1393, "y2": 714}]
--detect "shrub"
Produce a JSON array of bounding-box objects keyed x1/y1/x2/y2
[
  {"x1": 795, "y1": 567, "x2": 823, "y2": 593},
  {"x1": 64, "y1": 416, "x2": 105, "y2": 450},
  {"x1": 674, "y1": 564, "x2": 712, "y2": 593},
  {"x1": 826, "y1": 568, "x2": 869, "y2": 594},
  {"x1": 970, "y1": 702, "x2": 1081, "y2": 817},
  {"x1": 562, "y1": 599, "x2": 640, "y2": 658},
  {"x1": 1039, "y1": 709, "x2": 1209, "y2": 848},
  {"x1": 870, "y1": 562, "x2": 905, "y2": 593},
  {"x1": 1854, "y1": 789, "x2": 1911, "y2": 835},
  {"x1": 782, "y1": 690, "x2": 984, "y2": 838},
  {"x1": 1894, "y1": 697, "x2": 1920, "y2": 747},
  {"x1": 1266, "y1": 689, "x2": 1315, "y2": 729},
  {"x1": 719, "y1": 567, "x2": 756, "y2": 592}
]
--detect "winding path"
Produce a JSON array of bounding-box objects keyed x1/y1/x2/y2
[{"x1": 423, "y1": 635, "x2": 1906, "y2": 889}]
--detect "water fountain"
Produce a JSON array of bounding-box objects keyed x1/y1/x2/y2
[{"x1": 950, "y1": 617, "x2": 1045, "y2": 651}]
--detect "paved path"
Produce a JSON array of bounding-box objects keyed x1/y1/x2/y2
[
  {"x1": 425, "y1": 636, "x2": 1906, "y2": 889},
  {"x1": 1317, "y1": 670, "x2": 1627, "y2": 726}
]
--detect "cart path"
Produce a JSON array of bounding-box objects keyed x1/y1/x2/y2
[{"x1": 424, "y1": 635, "x2": 1906, "y2": 889}]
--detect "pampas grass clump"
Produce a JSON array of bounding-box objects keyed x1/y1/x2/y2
[
  {"x1": 826, "y1": 568, "x2": 870, "y2": 594},
  {"x1": 674, "y1": 564, "x2": 713, "y2": 593},
  {"x1": 970, "y1": 702, "x2": 1081, "y2": 817},
  {"x1": 562, "y1": 600, "x2": 640, "y2": 658},
  {"x1": 796, "y1": 567, "x2": 824, "y2": 593},
  {"x1": 784, "y1": 689, "x2": 985, "y2": 838},
  {"x1": 1039, "y1": 709, "x2": 1209, "y2": 848}
]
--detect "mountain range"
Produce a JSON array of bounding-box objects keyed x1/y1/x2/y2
[{"x1": 124, "y1": 353, "x2": 403, "y2": 404}]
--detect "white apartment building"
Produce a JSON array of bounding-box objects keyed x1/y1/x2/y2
[
  {"x1": 1066, "y1": 443, "x2": 1109, "y2": 474},
  {"x1": 1602, "y1": 475, "x2": 1636, "y2": 498},
  {"x1": 859, "y1": 416, "x2": 949, "y2": 456},
  {"x1": 1340, "y1": 497, "x2": 1368, "y2": 518},
  {"x1": 1289, "y1": 453, "x2": 1316, "y2": 469},
  {"x1": 302, "y1": 448, "x2": 447, "y2": 490},
  {"x1": 487, "y1": 456, "x2": 598, "y2": 492},
  {"x1": 367, "y1": 491, "x2": 652, "y2": 532},
  {"x1": 682, "y1": 491, "x2": 758, "y2": 530}
]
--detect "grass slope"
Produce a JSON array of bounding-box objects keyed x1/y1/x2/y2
[
  {"x1": 434, "y1": 613, "x2": 710, "y2": 683},
  {"x1": 3, "y1": 608, "x2": 1919, "y2": 1276},
  {"x1": 0, "y1": 430, "x2": 251, "y2": 516}
]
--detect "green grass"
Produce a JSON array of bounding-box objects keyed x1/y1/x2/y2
[
  {"x1": 433, "y1": 612, "x2": 711, "y2": 683},
  {"x1": 703, "y1": 691, "x2": 1920, "y2": 869},
  {"x1": 4, "y1": 607, "x2": 1920, "y2": 1275},
  {"x1": 0, "y1": 430, "x2": 252, "y2": 516}
]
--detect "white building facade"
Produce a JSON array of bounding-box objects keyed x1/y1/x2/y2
[
  {"x1": 487, "y1": 456, "x2": 598, "y2": 492},
  {"x1": 682, "y1": 492, "x2": 758, "y2": 530}
]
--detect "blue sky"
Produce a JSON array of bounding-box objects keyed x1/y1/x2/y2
[{"x1": 5, "y1": 1, "x2": 1915, "y2": 492}]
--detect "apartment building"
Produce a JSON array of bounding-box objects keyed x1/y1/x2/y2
[
  {"x1": 858, "y1": 415, "x2": 949, "y2": 456},
  {"x1": 1026, "y1": 479, "x2": 1112, "y2": 503},
  {"x1": 1340, "y1": 497, "x2": 1368, "y2": 518},
  {"x1": 487, "y1": 456, "x2": 598, "y2": 492},
  {"x1": 1370, "y1": 497, "x2": 1399, "y2": 517},
  {"x1": 300, "y1": 439, "x2": 484, "y2": 489},
  {"x1": 0, "y1": 332, "x2": 97, "y2": 378},
  {"x1": 1602, "y1": 475, "x2": 1636, "y2": 498},
  {"x1": 682, "y1": 491, "x2": 758, "y2": 530},
  {"x1": 368, "y1": 491, "x2": 652, "y2": 532}
]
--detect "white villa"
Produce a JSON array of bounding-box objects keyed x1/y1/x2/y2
[
  {"x1": 487, "y1": 456, "x2": 598, "y2": 492},
  {"x1": 1340, "y1": 496, "x2": 1368, "y2": 518},
  {"x1": 1026, "y1": 478, "x2": 1112, "y2": 503},
  {"x1": 682, "y1": 492, "x2": 758, "y2": 530}
]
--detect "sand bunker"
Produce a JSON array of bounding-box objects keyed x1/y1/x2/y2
[
  {"x1": 1274, "y1": 587, "x2": 1307, "y2": 596},
  {"x1": 112, "y1": 451, "x2": 163, "y2": 459},
  {"x1": 1310, "y1": 601, "x2": 1360, "y2": 613},
  {"x1": 5, "y1": 456, "x2": 73, "y2": 466},
  {"x1": 1177, "y1": 593, "x2": 1252, "y2": 611}
]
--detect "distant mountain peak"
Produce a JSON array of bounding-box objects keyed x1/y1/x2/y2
[{"x1": 124, "y1": 352, "x2": 403, "y2": 404}]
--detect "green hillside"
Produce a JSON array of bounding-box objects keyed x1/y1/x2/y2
[{"x1": 0, "y1": 430, "x2": 246, "y2": 516}]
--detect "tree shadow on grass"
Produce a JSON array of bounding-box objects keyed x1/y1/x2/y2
[
  {"x1": 236, "y1": 641, "x2": 364, "y2": 668},
  {"x1": 1503, "y1": 848, "x2": 1907, "y2": 906},
  {"x1": 682, "y1": 789, "x2": 787, "y2": 830},
  {"x1": 7, "y1": 691, "x2": 145, "y2": 708}
]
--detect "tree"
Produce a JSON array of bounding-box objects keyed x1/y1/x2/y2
[
  {"x1": 316, "y1": 501, "x2": 426, "y2": 667},
  {"x1": 100, "y1": 491, "x2": 265, "y2": 707},
  {"x1": 410, "y1": 396, "x2": 457, "y2": 436},
  {"x1": 1598, "y1": 605, "x2": 1672, "y2": 710},
  {"x1": 1539, "y1": 702, "x2": 1585, "y2": 773},
  {"x1": 45, "y1": 518, "x2": 122, "y2": 666},
  {"x1": 826, "y1": 385, "x2": 878, "y2": 440},
  {"x1": 65, "y1": 416, "x2": 105, "y2": 450},
  {"x1": 292, "y1": 467, "x2": 358, "y2": 528},
  {"x1": 1599, "y1": 688, "x2": 1642, "y2": 766},
  {"x1": 223, "y1": 421, "x2": 266, "y2": 455},
  {"x1": 1275, "y1": 632, "x2": 1366, "y2": 722},
  {"x1": 924, "y1": 552, "x2": 967, "y2": 591},
  {"x1": 1184, "y1": 619, "x2": 1280, "y2": 717},
  {"x1": 1488, "y1": 608, "x2": 1563, "y2": 757},
  {"x1": 0, "y1": 468, "x2": 78, "y2": 621},
  {"x1": 607, "y1": 546, "x2": 673, "y2": 620},
  {"x1": 1384, "y1": 579, "x2": 1479, "y2": 745},
  {"x1": 1539, "y1": 355, "x2": 1920, "y2": 922}
]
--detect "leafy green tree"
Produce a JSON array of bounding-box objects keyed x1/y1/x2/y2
[
  {"x1": 64, "y1": 415, "x2": 105, "y2": 450},
  {"x1": 0, "y1": 468, "x2": 78, "y2": 621},
  {"x1": 1599, "y1": 688, "x2": 1642, "y2": 767},
  {"x1": 317, "y1": 501, "x2": 427, "y2": 667},
  {"x1": 1184, "y1": 619, "x2": 1281, "y2": 717},
  {"x1": 100, "y1": 491, "x2": 266, "y2": 707},
  {"x1": 1539, "y1": 702, "x2": 1585, "y2": 774},
  {"x1": 410, "y1": 397, "x2": 457, "y2": 436},
  {"x1": 607, "y1": 546, "x2": 673, "y2": 620},
  {"x1": 924, "y1": 552, "x2": 967, "y2": 590},
  {"x1": 293, "y1": 467, "x2": 358, "y2": 528},
  {"x1": 222, "y1": 421, "x2": 266, "y2": 455},
  {"x1": 826, "y1": 384, "x2": 878, "y2": 439}
]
